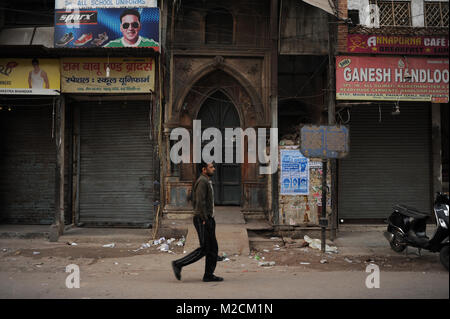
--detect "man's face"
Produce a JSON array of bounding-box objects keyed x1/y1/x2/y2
[
  {"x1": 203, "y1": 163, "x2": 216, "y2": 177},
  {"x1": 120, "y1": 14, "x2": 141, "y2": 43}
]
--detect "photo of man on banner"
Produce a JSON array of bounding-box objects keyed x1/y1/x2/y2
[{"x1": 104, "y1": 9, "x2": 159, "y2": 48}]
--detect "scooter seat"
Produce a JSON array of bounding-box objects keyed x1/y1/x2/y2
[{"x1": 393, "y1": 204, "x2": 429, "y2": 219}]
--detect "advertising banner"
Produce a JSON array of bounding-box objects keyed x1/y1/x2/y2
[
  {"x1": 61, "y1": 57, "x2": 155, "y2": 93},
  {"x1": 0, "y1": 58, "x2": 60, "y2": 95},
  {"x1": 336, "y1": 56, "x2": 449, "y2": 102},
  {"x1": 347, "y1": 34, "x2": 449, "y2": 56},
  {"x1": 280, "y1": 149, "x2": 309, "y2": 196},
  {"x1": 54, "y1": 1, "x2": 159, "y2": 49}
]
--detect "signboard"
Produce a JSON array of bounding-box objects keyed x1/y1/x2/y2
[
  {"x1": 280, "y1": 149, "x2": 309, "y2": 195},
  {"x1": 336, "y1": 56, "x2": 449, "y2": 102},
  {"x1": 0, "y1": 58, "x2": 60, "y2": 95},
  {"x1": 54, "y1": 1, "x2": 159, "y2": 49},
  {"x1": 347, "y1": 34, "x2": 449, "y2": 56},
  {"x1": 301, "y1": 125, "x2": 349, "y2": 159},
  {"x1": 61, "y1": 57, "x2": 155, "y2": 93}
]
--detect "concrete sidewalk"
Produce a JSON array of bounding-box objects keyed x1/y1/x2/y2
[{"x1": 0, "y1": 221, "x2": 439, "y2": 258}]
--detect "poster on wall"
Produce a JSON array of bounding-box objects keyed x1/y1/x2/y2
[
  {"x1": 54, "y1": 0, "x2": 159, "y2": 49},
  {"x1": 61, "y1": 57, "x2": 155, "y2": 93},
  {"x1": 336, "y1": 56, "x2": 449, "y2": 103},
  {"x1": 0, "y1": 58, "x2": 60, "y2": 95},
  {"x1": 280, "y1": 149, "x2": 309, "y2": 195}
]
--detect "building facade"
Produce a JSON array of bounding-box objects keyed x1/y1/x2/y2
[
  {"x1": 336, "y1": 0, "x2": 449, "y2": 222},
  {"x1": 161, "y1": 0, "x2": 278, "y2": 221}
]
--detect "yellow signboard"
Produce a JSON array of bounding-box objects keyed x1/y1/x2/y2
[
  {"x1": 61, "y1": 57, "x2": 155, "y2": 93},
  {"x1": 0, "y1": 58, "x2": 60, "y2": 95}
]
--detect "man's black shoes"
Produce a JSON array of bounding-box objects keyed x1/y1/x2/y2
[
  {"x1": 203, "y1": 274, "x2": 224, "y2": 282},
  {"x1": 172, "y1": 261, "x2": 181, "y2": 280},
  {"x1": 217, "y1": 255, "x2": 225, "y2": 261}
]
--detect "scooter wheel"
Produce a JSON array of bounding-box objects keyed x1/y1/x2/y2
[
  {"x1": 390, "y1": 231, "x2": 406, "y2": 253},
  {"x1": 440, "y1": 246, "x2": 449, "y2": 271}
]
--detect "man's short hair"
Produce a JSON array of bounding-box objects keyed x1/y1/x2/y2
[
  {"x1": 31, "y1": 58, "x2": 39, "y2": 65},
  {"x1": 199, "y1": 161, "x2": 209, "y2": 172},
  {"x1": 120, "y1": 9, "x2": 140, "y2": 22}
]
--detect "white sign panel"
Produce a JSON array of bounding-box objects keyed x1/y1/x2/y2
[{"x1": 55, "y1": 0, "x2": 157, "y2": 9}]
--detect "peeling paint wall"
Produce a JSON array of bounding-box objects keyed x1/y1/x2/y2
[{"x1": 278, "y1": 143, "x2": 331, "y2": 226}]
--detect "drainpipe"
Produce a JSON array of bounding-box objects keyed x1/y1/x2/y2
[
  {"x1": 328, "y1": 1, "x2": 338, "y2": 240},
  {"x1": 270, "y1": 0, "x2": 279, "y2": 225}
]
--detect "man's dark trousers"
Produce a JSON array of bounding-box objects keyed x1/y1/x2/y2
[{"x1": 173, "y1": 215, "x2": 218, "y2": 276}]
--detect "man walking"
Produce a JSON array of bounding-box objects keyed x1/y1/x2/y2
[{"x1": 172, "y1": 162, "x2": 223, "y2": 282}]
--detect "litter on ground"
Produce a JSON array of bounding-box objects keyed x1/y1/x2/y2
[{"x1": 303, "y1": 235, "x2": 338, "y2": 253}]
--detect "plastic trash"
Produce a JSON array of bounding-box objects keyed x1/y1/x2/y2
[
  {"x1": 263, "y1": 249, "x2": 270, "y2": 253},
  {"x1": 320, "y1": 259, "x2": 328, "y2": 264},
  {"x1": 176, "y1": 237, "x2": 186, "y2": 246},
  {"x1": 71, "y1": 242, "x2": 78, "y2": 246},
  {"x1": 141, "y1": 243, "x2": 151, "y2": 249},
  {"x1": 303, "y1": 235, "x2": 338, "y2": 253},
  {"x1": 159, "y1": 244, "x2": 169, "y2": 251},
  {"x1": 102, "y1": 243, "x2": 115, "y2": 248},
  {"x1": 344, "y1": 257, "x2": 353, "y2": 263},
  {"x1": 254, "y1": 254, "x2": 261, "y2": 261},
  {"x1": 33, "y1": 252, "x2": 40, "y2": 255},
  {"x1": 258, "y1": 261, "x2": 276, "y2": 267},
  {"x1": 300, "y1": 262, "x2": 310, "y2": 265},
  {"x1": 167, "y1": 238, "x2": 176, "y2": 244}
]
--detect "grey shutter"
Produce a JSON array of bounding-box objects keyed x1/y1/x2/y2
[
  {"x1": 79, "y1": 101, "x2": 154, "y2": 227},
  {"x1": 338, "y1": 103, "x2": 432, "y2": 220},
  {"x1": 0, "y1": 104, "x2": 55, "y2": 224}
]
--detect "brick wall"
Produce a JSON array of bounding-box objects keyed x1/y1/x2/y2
[{"x1": 337, "y1": 0, "x2": 348, "y2": 54}]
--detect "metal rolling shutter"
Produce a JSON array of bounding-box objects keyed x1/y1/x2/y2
[
  {"x1": 79, "y1": 102, "x2": 154, "y2": 227},
  {"x1": 338, "y1": 104, "x2": 432, "y2": 220},
  {"x1": 0, "y1": 105, "x2": 55, "y2": 224}
]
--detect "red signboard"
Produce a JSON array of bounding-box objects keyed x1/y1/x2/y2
[
  {"x1": 347, "y1": 34, "x2": 449, "y2": 56},
  {"x1": 336, "y1": 56, "x2": 449, "y2": 102}
]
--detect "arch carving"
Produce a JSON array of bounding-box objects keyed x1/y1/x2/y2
[{"x1": 173, "y1": 60, "x2": 265, "y2": 128}]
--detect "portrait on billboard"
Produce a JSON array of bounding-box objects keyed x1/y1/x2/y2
[{"x1": 54, "y1": 6, "x2": 159, "y2": 50}]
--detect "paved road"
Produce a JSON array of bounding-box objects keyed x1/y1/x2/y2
[{"x1": 0, "y1": 252, "x2": 448, "y2": 299}]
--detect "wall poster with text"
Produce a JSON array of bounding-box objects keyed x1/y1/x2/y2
[{"x1": 280, "y1": 149, "x2": 309, "y2": 196}]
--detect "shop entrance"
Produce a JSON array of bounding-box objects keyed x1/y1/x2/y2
[
  {"x1": 75, "y1": 99, "x2": 155, "y2": 227},
  {"x1": 0, "y1": 101, "x2": 56, "y2": 224},
  {"x1": 197, "y1": 91, "x2": 241, "y2": 206}
]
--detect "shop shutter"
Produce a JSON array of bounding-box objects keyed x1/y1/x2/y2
[
  {"x1": 79, "y1": 102, "x2": 154, "y2": 227},
  {"x1": 0, "y1": 104, "x2": 55, "y2": 224},
  {"x1": 338, "y1": 103, "x2": 432, "y2": 220}
]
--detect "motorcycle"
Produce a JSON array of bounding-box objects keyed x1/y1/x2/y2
[{"x1": 384, "y1": 192, "x2": 449, "y2": 271}]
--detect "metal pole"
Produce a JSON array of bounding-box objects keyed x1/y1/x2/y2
[{"x1": 321, "y1": 159, "x2": 328, "y2": 252}]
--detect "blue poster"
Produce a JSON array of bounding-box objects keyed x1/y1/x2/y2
[
  {"x1": 280, "y1": 149, "x2": 309, "y2": 195},
  {"x1": 54, "y1": 7, "x2": 159, "y2": 49}
]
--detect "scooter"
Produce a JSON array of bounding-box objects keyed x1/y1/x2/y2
[{"x1": 384, "y1": 192, "x2": 449, "y2": 271}]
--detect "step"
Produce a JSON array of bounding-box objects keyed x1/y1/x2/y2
[{"x1": 184, "y1": 224, "x2": 250, "y2": 256}]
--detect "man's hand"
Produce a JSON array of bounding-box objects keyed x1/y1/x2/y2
[{"x1": 202, "y1": 220, "x2": 206, "y2": 225}]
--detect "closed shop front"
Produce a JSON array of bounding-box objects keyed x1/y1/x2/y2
[
  {"x1": 61, "y1": 56, "x2": 158, "y2": 228},
  {"x1": 75, "y1": 100, "x2": 155, "y2": 227},
  {"x1": 335, "y1": 54, "x2": 448, "y2": 222},
  {"x1": 0, "y1": 58, "x2": 60, "y2": 225},
  {"x1": 0, "y1": 101, "x2": 56, "y2": 224},
  {"x1": 338, "y1": 103, "x2": 432, "y2": 220}
]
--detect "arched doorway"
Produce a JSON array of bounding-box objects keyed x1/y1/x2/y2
[{"x1": 197, "y1": 90, "x2": 241, "y2": 205}]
